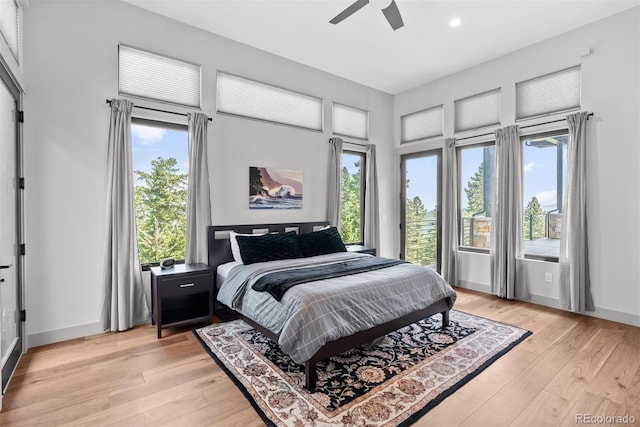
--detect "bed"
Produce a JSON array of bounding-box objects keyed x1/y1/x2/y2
[{"x1": 208, "y1": 221, "x2": 457, "y2": 390}]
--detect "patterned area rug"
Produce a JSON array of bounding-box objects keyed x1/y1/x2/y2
[{"x1": 194, "y1": 311, "x2": 531, "y2": 426}]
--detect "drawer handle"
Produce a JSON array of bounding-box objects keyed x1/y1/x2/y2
[{"x1": 179, "y1": 283, "x2": 195, "y2": 288}]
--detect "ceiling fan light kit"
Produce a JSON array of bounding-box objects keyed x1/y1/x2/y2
[{"x1": 330, "y1": 0, "x2": 405, "y2": 30}]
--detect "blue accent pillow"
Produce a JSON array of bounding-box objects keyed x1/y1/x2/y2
[
  {"x1": 296, "y1": 227, "x2": 347, "y2": 257},
  {"x1": 236, "y1": 231, "x2": 302, "y2": 265}
]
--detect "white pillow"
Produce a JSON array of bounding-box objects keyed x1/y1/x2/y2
[{"x1": 229, "y1": 231, "x2": 265, "y2": 264}]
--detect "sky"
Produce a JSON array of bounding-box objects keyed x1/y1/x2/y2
[
  {"x1": 131, "y1": 123, "x2": 189, "y2": 179},
  {"x1": 405, "y1": 136, "x2": 568, "y2": 214},
  {"x1": 132, "y1": 123, "x2": 565, "y2": 215}
]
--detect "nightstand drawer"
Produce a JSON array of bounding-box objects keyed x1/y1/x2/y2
[{"x1": 160, "y1": 274, "x2": 210, "y2": 297}]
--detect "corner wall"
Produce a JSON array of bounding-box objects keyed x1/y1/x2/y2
[{"x1": 394, "y1": 7, "x2": 640, "y2": 326}]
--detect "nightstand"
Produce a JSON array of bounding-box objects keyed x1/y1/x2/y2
[
  {"x1": 150, "y1": 263, "x2": 213, "y2": 339},
  {"x1": 346, "y1": 245, "x2": 377, "y2": 256}
]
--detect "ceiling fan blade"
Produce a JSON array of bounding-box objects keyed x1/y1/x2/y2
[
  {"x1": 381, "y1": 0, "x2": 404, "y2": 30},
  {"x1": 329, "y1": 0, "x2": 370, "y2": 25}
]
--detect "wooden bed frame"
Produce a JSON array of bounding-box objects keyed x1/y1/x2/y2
[{"x1": 208, "y1": 221, "x2": 451, "y2": 391}]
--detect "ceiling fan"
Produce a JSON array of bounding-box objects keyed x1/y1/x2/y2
[{"x1": 329, "y1": 0, "x2": 405, "y2": 31}]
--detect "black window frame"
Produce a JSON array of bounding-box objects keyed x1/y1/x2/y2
[
  {"x1": 340, "y1": 149, "x2": 366, "y2": 246},
  {"x1": 456, "y1": 141, "x2": 496, "y2": 254},
  {"x1": 520, "y1": 128, "x2": 570, "y2": 262},
  {"x1": 131, "y1": 117, "x2": 190, "y2": 269}
]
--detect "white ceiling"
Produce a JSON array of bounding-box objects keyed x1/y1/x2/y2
[{"x1": 123, "y1": 0, "x2": 639, "y2": 95}]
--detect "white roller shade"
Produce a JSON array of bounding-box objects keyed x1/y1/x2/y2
[
  {"x1": 0, "y1": 0, "x2": 18, "y2": 61},
  {"x1": 455, "y1": 88, "x2": 501, "y2": 132},
  {"x1": 119, "y1": 45, "x2": 201, "y2": 108},
  {"x1": 516, "y1": 66, "x2": 581, "y2": 120},
  {"x1": 217, "y1": 72, "x2": 323, "y2": 131},
  {"x1": 401, "y1": 105, "x2": 443, "y2": 143},
  {"x1": 333, "y1": 103, "x2": 368, "y2": 139}
]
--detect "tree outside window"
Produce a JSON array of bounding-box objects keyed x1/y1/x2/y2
[
  {"x1": 522, "y1": 132, "x2": 568, "y2": 258},
  {"x1": 459, "y1": 145, "x2": 495, "y2": 249},
  {"x1": 131, "y1": 120, "x2": 189, "y2": 264},
  {"x1": 340, "y1": 151, "x2": 364, "y2": 245}
]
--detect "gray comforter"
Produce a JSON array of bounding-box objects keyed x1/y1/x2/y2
[{"x1": 216, "y1": 252, "x2": 457, "y2": 364}]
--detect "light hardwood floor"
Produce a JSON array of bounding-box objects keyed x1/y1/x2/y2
[{"x1": 0, "y1": 288, "x2": 638, "y2": 426}]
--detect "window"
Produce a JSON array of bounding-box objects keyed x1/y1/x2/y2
[
  {"x1": 458, "y1": 143, "x2": 496, "y2": 249},
  {"x1": 454, "y1": 88, "x2": 501, "y2": 132},
  {"x1": 119, "y1": 45, "x2": 201, "y2": 108},
  {"x1": 522, "y1": 130, "x2": 569, "y2": 259},
  {"x1": 400, "y1": 105, "x2": 443, "y2": 143},
  {"x1": 340, "y1": 151, "x2": 365, "y2": 245},
  {"x1": 333, "y1": 103, "x2": 368, "y2": 140},
  {"x1": 131, "y1": 118, "x2": 189, "y2": 264},
  {"x1": 0, "y1": 0, "x2": 20, "y2": 64},
  {"x1": 401, "y1": 151, "x2": 441, "y2": 270},
  {"x1": 217, "y1": 72, "x2": 323, "y2": 131},
  {"x1": 516, "y1": 66, "x2": 581, "y2": 120}
]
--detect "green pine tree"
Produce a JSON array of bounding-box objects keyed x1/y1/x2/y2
[
  {"x1": 523, "y1": 196, "x2": 546, "y2": 241},
  {"x1": 464, "y1": 163, "x2": 485, "y2": 217},
  {"x1": 340, "y1": 161, "x2": 362, "y2": 244},
  {"x1": 134, "y1": 157, "x2": 188, "y2": 263},
  {"x1": 405, "y1": 196, "x2": 437, "y2": 267}
]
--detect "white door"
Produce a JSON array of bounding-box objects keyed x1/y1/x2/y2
[{"x1": 0, "y1": 74, "x2": 22, "y2": 393}]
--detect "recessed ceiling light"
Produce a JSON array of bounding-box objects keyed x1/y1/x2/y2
[{"x1": 449, "y1": 17, "x2": 461, "y2": 28}]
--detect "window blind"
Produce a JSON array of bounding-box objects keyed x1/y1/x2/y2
[
  {"x1": 400, "y1": 105, "x2": 443, "y2": 143},
  {"x1": 217, "y1": 72, "x2": 323, "y2": 131},
  {"x1": 516, "y1": 66, "x2": 581, "y2": 120},
  {"x1": 0, "y1": 0, "x2": 18, "y2": 62},
  {"x1": 454, "y1": 88, "x2": 501, "y2": 132},
  {"x1": 333, "y1": 103, "x2": 368, "y2": 139},
  {"x1": 119, "y1": 45, "x2": 201, "y2": 108}
]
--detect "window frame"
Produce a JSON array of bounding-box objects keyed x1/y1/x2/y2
[
  {"x1": 516, "y1": 65, "x2": 581, "y2": 121},
  {"x1": 456, "y1": 140, "x2": 496, "y2": 254},
  {"x1": 340, "y1": 148, "x2": 366, "y2": 246},
  {"x1": 333, "y1": 102, "x2": 369, "y2": 140},
  {"x1": 216, "y1": 70, "x2": 324, "y2": 132},
  {"x1": 520, "y1": 128, "x2": 570, "y2": 262},
  {"x1": 400, "y1": 149, "x2": 442, "y2": 272},
  {"x1": 131, "y1": 117, "x2": 190, "y2": 268},
  {"x1": 118, "y1": 44, "x2": 202, "y2": 109},
  {"x1": 400, "y1": 104, "x2": 444, "y2": 144},
  {"x1": 454, "y1": 88, "x2": 501, "y2": 133}
]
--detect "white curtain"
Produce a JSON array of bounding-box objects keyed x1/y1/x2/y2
[
  {"x1": 491, "y1": 125, "x2": 528, "y2": 299},
  {"x1": 101, "y1": 99, "x2": 150, "y2": 331},
  {"x1": 327, "y1": 137, "x2": 344, "y2": 229},
  {"x1": 185, "y1": 112, "x2": 212, "y2": 264},
  {"x1": 441, "y1": 138, "x2": 458, "y2": 284},
  {"x1": 559, "y1": 111, "x2": 594, "y2": 311},
  {"x1": 364, "y1": 144, "x2": 379, "y2": 250}
]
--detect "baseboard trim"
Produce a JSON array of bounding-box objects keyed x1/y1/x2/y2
[
  {"x1": 457, "y1": 280, "x2": 491, "y2": 294},
  {"x1": 456, "y1": 282, "x2": 640, "y2": 327},
  {"x1": 27, "y1": 322, "x2": 104, "y2": 349}
]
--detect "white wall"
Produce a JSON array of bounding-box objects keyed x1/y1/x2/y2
[
  {"x1": 395, "y1": 7, "x2": 640, "y2": 325},
  {"x1": 22, "y1": 0, "x2": 395, "y2": 346}
]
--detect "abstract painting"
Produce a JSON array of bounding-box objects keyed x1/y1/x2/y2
[{"x1": 249, "y1": 167, "x2": 303, "y2": 209}]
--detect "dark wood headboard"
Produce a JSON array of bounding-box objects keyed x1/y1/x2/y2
[{"x1": 207, "y1": 221, "x2": 330, "y2": 287}]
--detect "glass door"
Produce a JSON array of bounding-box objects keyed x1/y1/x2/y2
[
  {"x1": 0, "y1": 69, "x2": 22, "y2": 393},
  {"x1": 400, "y1": 150, "x2": 441, "y2": 271}
]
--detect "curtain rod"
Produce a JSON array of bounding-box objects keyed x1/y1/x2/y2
[
  {"x1": 330, "y1": 138, "x2": 370, "y2": 148},
  {"x1": 519, "y1": 112, "x2": 593, "y2": 130},
  {"x1": 105, "y1": 99, "x2": 212, "y2": 122},
  {"x1": 455, "y1": 112, "x2": 594, "y2": 142}
]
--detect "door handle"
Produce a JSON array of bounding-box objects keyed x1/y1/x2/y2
[{"x1": 0, "y1": 264, "x2": 12, "y2": 269}]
